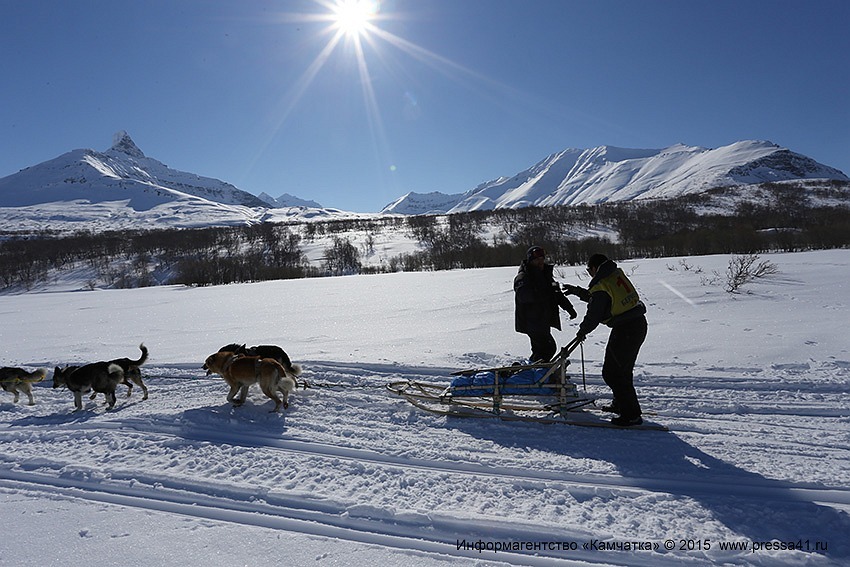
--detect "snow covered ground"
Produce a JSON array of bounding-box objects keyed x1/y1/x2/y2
[{"x1": 1, "y1": 250, "x2": 848, "y2": 566}]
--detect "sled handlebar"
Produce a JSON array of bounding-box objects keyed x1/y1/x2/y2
[{"x1": 548, "y1": 335, "x2": 584, "y2": 364}]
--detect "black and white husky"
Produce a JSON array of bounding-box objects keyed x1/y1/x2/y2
[
  {"x1": 108, "y1": 343, "x2": 149, "y2": 400},
  {"x1": 53, "y1": 362, "x2": 124, "y2": 411}
]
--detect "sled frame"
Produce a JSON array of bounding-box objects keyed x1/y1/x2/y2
[{"x1": 388, "y1": 337, "x2": 594, "y2": 418}]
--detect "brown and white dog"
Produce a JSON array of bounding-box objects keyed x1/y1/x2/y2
[
  {"x1": 216, "y1": 344, "x2": 302, "y2": 381},
  {"x1": 203, "y1": 350, "x2": 298, "y2": 412},
  {"x1": 0, "y1": 367, "x2": 48, "y2": 405},
  {"x1": 215, "y1": 343, "x2": 305, "y2": 391}
]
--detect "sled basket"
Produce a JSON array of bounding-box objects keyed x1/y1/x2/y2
[{"x1": 387, "y1": 338, "x2": 594, "y2": 418}]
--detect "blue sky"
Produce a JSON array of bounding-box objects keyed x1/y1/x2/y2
[{"x1": 2, "y1": 0, "x2": 848, "y2": 212}]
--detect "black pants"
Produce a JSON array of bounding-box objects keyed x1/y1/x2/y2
[
  {"x1": 527, "y1": 332, "x2": 557, "y2": 363},
  {"x1": 602, "y1": 316, "x2": 647, "y2": 419}
]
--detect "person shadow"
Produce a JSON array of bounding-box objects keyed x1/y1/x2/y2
[{"x1": 445, "y1": 415, "x2": 850, "y2": 562}]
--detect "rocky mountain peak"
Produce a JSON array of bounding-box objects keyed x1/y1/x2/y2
[{"x1": 110, "y1": 130, "x2": 146, "y2": 158}]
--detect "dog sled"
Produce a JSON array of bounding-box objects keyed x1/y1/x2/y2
[
  {"x1": 387, "y1": 337, "x2": 667, "y2": 430},
  {"x1": 388, "y1": 338, "x2": 594, "y2": 422}
]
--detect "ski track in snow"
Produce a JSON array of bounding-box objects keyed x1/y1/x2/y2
[{"x1": 2, "y1": 359, "x2": 848, "y2": 566}]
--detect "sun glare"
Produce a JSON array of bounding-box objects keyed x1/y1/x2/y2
[
  {"x1": 332, "y1": 0, "x2": 378, "y2": 36},
  {"x1": 262, "y1": 0, "x2": 508, "y2": 196}
]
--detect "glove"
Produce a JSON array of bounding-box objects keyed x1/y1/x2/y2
[
  {"x1": 567, "y1": 307, "x2": 577, "y2": 320},
  {"x1": 563, "y1": 284, "x2": 583, "y2": 296},
  {"x1": 576, "y1": 331, "x2": 587, "y2": 342}
]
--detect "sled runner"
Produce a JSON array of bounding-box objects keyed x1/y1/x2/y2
[{"x1": 387, "y1": 337, "x2": 668, "y2": 430}]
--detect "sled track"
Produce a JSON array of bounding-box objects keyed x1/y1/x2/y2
[
  {"x1": 0, "y1": 457, "x2": 703, "y2": 567},
  {"x1": 4, "y1": 415, "x2": 848, "y2": 510},
  {"x1": 2, "y1": 446, "x2": 848, "y2": 567},
  {"x1": 3, "y1": 419, "x2": 848, "y2": 508},
  {"x1": 2, "y1": 361, "x2": 848, "y2": 565},
  {"x1": 0, "y1": 469, "x2": 585, "y2": 567}
]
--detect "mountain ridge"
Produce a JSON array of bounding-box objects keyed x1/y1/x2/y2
[
  {"x1": 0, "y1": 131, "x2": 271, "y2": 212},
  {"x1": 381, "y1": 140, "x2": 848, "y2": 214},
  {"x1": 0, "y1": 133, "x2": 846, "y2": 234}
]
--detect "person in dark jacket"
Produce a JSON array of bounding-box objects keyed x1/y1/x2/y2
[
  {"x1": 514, "y1": 246, "x2": 577, "y2": 363},
  {"x1": 565, "y1": 254, "x2": 647, "y2": 426}
]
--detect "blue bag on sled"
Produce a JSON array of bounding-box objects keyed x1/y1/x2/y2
[{"x1": 449, "y1": 368, "x2": 557, "y2": 396}]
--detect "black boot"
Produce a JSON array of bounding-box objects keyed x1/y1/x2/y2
[{"x1": 611, "y1": 415, "x2": 643, "y2": 427}]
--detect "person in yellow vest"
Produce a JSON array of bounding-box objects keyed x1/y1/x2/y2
[{"x1": 565, "y1": 254, "x2": 647, "y2": 426}]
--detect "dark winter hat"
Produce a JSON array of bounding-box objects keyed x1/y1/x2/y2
[
  {"x1": 586, "y1": 253, "x2": 609, "y2": 270},
  {"x1": 526, "y1": 246, "x2": 545, "y2": 261}
]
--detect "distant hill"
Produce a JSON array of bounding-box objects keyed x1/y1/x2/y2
[
  {"x1": 382, "y1": 141, "x2": 848, "y2": 214},
  {"x1": 257, "y1": 192, "x2": 323, "y2": 209}
]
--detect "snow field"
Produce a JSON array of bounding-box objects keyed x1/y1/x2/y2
[{"x1": 1, "y1": 250, "x2": 848, "y2": 566}]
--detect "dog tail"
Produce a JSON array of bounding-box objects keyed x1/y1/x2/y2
[
  {"x1": 26, "y1": 368, "x2": 48, "y2": 383},
  {"x1": 279, "y1": 373, "x2": 298, "y2": 393},
  {"x1": 283, "y1": 363, "x2": 308, "y2": 389},
  {"x1": 108, "y1": 363, "x2": 124, "y2": 381},
  {"x1": 129, "y1": 343, "x2": 149, "y2": 366}
]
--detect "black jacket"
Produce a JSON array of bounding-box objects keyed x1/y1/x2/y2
[{"x1": 514, "y1": 261, "x2": 576, "y2": 334}]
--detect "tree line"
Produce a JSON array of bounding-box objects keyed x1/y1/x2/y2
[{"x1": 1, "y1": 180, "x2": 848, "y2": 291}]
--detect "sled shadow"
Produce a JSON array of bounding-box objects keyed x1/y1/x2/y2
[{"x1": 448, "y1": 417, "x2": 850, "y2": 560}]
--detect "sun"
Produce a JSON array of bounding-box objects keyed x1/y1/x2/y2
[{"x1": 331, "y1": 0, "x2": 378, "y2": 37}]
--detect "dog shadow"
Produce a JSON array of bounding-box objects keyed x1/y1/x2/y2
[
  {"x1": 446, "y1": 416, "x2": 850, "y2": 560},
  {"x1": 7, "y1": 402, "x2": 134, "y2": 426},
  {"x1": 176, "y1": 400, "x2": 290, "y2": 442}
]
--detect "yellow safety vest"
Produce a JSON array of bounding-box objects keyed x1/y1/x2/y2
[{"x1": 589, "y1": 268, "x2": 641, "y2": 321}]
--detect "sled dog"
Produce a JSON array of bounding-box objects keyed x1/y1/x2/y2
[
  {"x1": 215, "y1": 343, "x2": 304, "y2": 390},
  {"x1": 0, "y1": 367, "x2": 48, "y2": 405},
  {"x1": 53, "y1": 362, "x2": 124, "y2": 411},
  {"x1": 203, "y1": 350, "x2": 297, "y2": 412},
  {"x1": 216, "y1": 344, "x2": 302, "y2": 379},
  {"x1": 109, "y1": 343, "x2": 149, "y2": 399}
]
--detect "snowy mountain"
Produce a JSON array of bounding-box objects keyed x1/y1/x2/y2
[
  {"x1": 0, "y1": 131, "x2": 268, "y2": 209},
  {"x1": 2, "y1": 134, "x2": 847, "y2": 234},
  {"x1": 257, "y1": 192, "x2": 323, "y2": 209},
  {"x1": 0, "y1": 131, "x2": 353, "y2": 233},
  {"x1": 380, "y1": 191, "x2": 472, "y2": 216},
  {"x1": 382, "y1": 141, "x2": 849, "y2": 214}
]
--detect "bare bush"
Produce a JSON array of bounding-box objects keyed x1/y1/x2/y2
[{"x1": 724, "y1": 254, "x2": 778, "y2": 293}]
